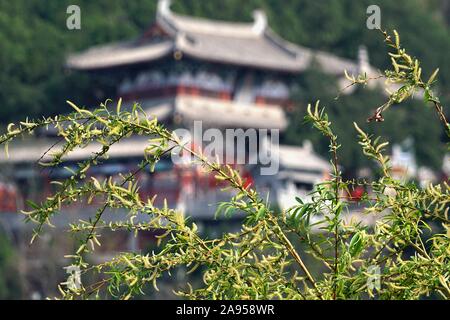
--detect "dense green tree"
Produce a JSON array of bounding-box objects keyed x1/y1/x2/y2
[{"x1": 1, "y1": 30, "x2": 449, "y2": 299}]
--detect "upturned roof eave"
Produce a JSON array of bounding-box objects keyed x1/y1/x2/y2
[
  {"x1": 65, "y1": 2, "x2": 370, "y2": 76},
  {"x1": 67, "y1": 7, "x2": 310, "y2": 73}
]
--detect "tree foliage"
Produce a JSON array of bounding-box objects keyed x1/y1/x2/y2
[{"x1": 1, "y1": 30, "x2": 449, "y2": 300}]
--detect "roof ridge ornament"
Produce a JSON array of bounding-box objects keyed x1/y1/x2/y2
[
  {"x1": 252, "y1": 9, "x2": 267, "y2": 35},
  {"x1": 303, "y1": 140, "x2": 313, "y2": 153},
  {"x1": 358, "y1": 45, "x2": 370, "y2": 74},
  {"x1": 157, "y1": 0, "x2": 172, "y2": 18}
]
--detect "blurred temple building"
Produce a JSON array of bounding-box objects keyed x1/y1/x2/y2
[
  {"x1": 0, "y1": 0, "x2": 421, "y2": 298},
  {"x1": 64, "y1": 0, "x2": 384, "y2": 213},
  {"x1": 0, "y1": 0, "x2": 391, "y2": 234}
]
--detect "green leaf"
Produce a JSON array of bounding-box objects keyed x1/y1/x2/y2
[
  {"x1": 116, "y1": 98, "x2": 123, "y2": 114},
  {"x1": 255, "y1": 206, "x2": 266, "y2": 221},
  {"x1": 26, "y1": 200, "x2": 40, "y2": 209},
  {"x1": 349, "y1": 232, "x2": 364, "y2": 257},
  {"x1": 427, "y1": 68, "x2": 439, "y2": 85}
]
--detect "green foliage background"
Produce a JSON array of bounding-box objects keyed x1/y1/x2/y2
[
  {"x1": 0, "y1": 0, "x2": 449, "y2": 171},
  {"x1": 0, "y1": 229, "x2": 21, "y2": 299}
]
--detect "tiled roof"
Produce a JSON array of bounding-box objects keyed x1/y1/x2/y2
[
  {"x1": 67, "y1": 0, "x2": 372, "y2": 75},
  {"x1": 276, "y1": 143, "x2": 331, "y2": 172},
  {"x1": 129, "y1": 95, "x2": 288, "y2": 129},
  {"x1": 67, "y1": 40, "x2": 173, "y2": 70}
]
